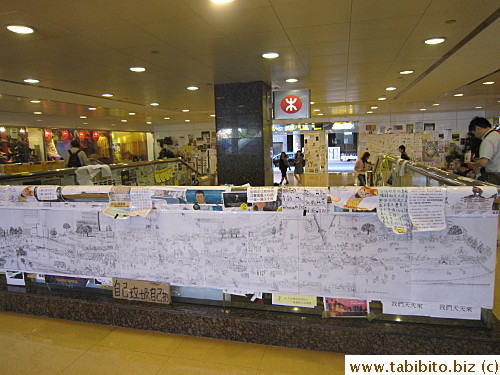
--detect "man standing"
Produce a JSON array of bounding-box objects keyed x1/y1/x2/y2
[{"x1": 467, "y1": 117, "x2": 500, "y2": 185}]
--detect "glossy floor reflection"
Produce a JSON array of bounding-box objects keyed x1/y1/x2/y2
[{"x1": 0, "y1": 311, "x2": 345, "y2": 375}]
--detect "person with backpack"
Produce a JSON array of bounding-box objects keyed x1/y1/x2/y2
[{"x1": 64, "y1": 140, "x2": 90, "y2": 168}]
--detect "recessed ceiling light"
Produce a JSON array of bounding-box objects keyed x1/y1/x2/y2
[
  {"x1": 399, "y1": 70, "x2": 414, "y2": 75},
  {"x1": 102, "y1": 93, "x2": 113, "y2": 97},
  {"x1": 483, "y1": 81, "x2": 494, "y2": 85},
  {"x1": 425, "y1": 37, "x2": 446, "y2": 45},
  {"x1": 182, "y1": 109, "x2": 189, "y2": 112},
  {"x1": 432, "y1": 103, "x2": 440, "y2": 106},
  {"x1": 317, "y1": 113, "x2": 324, "y2": 116},
  {"x1": 146, "y1": 121, "x2": 152, "y2": 124},
  {"x1": 310, "y1": 101, "x2": 315, "y2": 105},
  {"x1": 30, "y1": 100, "x2": 41, "y2": 103},
  {"x1": 286, "y1": 78, "x2": 298, "y2": 83},
  {"x1": 211, "y1": 0, "x2": 233, "y2": 4},
  {"x1": 130, "y1": 67, "x2": 146, "y2": 72},
  {"x1": 128, "y1": 112, "x2": 136, "y2": 115},
  {"x1": 24, "y1": 79, "x2": 39, "y2": 84},
  {"x1": 475, "y1": 106, "x2": 483, "y2": 109},
  {"x1": 164, "y1": 117, "x2": 171, "y2": 120},
  {"x1": 185, "y1": 119, "x2": 191, "y2": 122},
  {"x1": 262, "y1": 52, "x2": 279, "y2": 59},
  {"x1": 313, "y1": 109, "x2": 320, "y2": 112},
  {"x1": 80, "y1": 116, "x2": 87, "y2": 119},
  {"x1": 187, "y1": 86, "x2": 199, "y2": 90},
  {"x1": 150, "y1": 102, "x2": 159, "y2": 106},
  {"x1": 210, "y1": 114, "x2": 216, "y2": 117},
  {"x1": 367, "y1": 111, "x2": 374, "y2": 114},
  {"x1": 386, "y1": 87, "x2": 397, "y2": 91},
  {"x1": 370, "y1": 106, "x2": 378, "y2": 109},
  {"x1": 33, "y1": 111, "x2": 42, "y2": 115},
  {"x1": 6, "y1": 25, "x2": 35, "y2": 34},
  {"x1": 121, "y1": 119, "x2": 127, "y2": 122},
  {"x1": 454, "y1": 93, "x2": 464, "y2": 97},
  {"x1": 88, "y1": 107, "x2": 97, "y2": 110},
  {"x1": 378, "y1": 97, "x2": 387, "y2": 101},
  {"x1": 420, "y1": 108, "x2": 426, "y2": 111}
]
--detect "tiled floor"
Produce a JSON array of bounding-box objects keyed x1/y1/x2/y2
[{"x1": 0, "y1": 311, "x2": 345, "y2": 374}]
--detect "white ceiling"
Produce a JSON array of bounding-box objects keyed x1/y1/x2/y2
[{"x1": 0, "y1": 0, "x2": 498, "y2": 131}]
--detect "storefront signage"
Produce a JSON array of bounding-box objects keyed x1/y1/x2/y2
[
  {"x1": 273, "y1": 89, "x2": 311, "y2": 120},
  {"x1": 272, "y1": 124, "x2": 323, "y2": 132}
]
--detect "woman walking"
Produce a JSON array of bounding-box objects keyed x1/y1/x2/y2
[
  {"x1": 293, "y1": 150, "x2": 305, "y2": 183},
  {"x1": 278, "y1": 152, "x2": 291, "y2": 185}
]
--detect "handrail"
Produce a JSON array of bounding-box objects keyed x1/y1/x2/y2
[
  {"x1": 375, "y1": 154, "x2": 499, "y2": 189},
  {"x1": 0, "y1": 158, "x2": 199, "y2": 182}
]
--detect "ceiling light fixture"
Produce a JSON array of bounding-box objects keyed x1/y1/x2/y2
[
  {"x1": 102, "y1": 93, "x2": 113, "y2": 97},
  {"x1": 286, "y1": 78, "x2": 298, "y2": 83},
  {"x1": 483, "y1": 81, "x2": 494, "y2": 85},
  {"x1": 185, "y1": 119, "x2": 191, "y2": 122},
  {"x1": 150, "y1": 102, "x2": 159, "y2": 106},
  {"x1": 432, "y1": 103, "x2": 440, "y2": 106},
  {"x1": 378, "y1": 97, "x2": 387, "y2": 101},
  {"x1": 164, "y1": 117, "x2": 170, "y2": 120},
  {"x1": 371, "y1": 106, "x2": 378, "y2": 109},
  {"x1": 367, "y1": 111, "x2": 373, "y2": 114},
  {"x1": 121, "y1": 120, "x2": 127, "y2": 122},
  {"x1": 420, "y1": 108, "x2": 426, "y2": 111},
  {"x1": 424, "y1": 37, "x2": 446, "y2": 45},
  {"x1": 210, "y1": 114, "x2": 216, "y2": 117},
  {"x1": 30, "y1": 100, "x2": 41, "y2": 103},
  {"x1": 128, "y1": 112, "x2": 136, "y2": 115},
  {"x1": 34, "y1": 111, "x2": 42, "y2": 115},
  {"x1": 80, "y1": 116, "x2": 87, "y2": 119},
  {"x1": 187, "y1": 86, "x2": 199, "y2": 90},
  {"x1": 262, "y1": 52, "x2": 279, "y2": 59},
  {"x1": 88, "y1": 107, "x2": 97, "y2": 110},
  {"x1": 6, "y1": 25, "x2": 35, "y2": 34},
  {"x1": 211, "y1": 0, "x2": 234, "y2": 4},
  {"x1": 399, "y1": 70, "x2": 414, "y2": 75},
  {"x1": 317, "y1": 113, "x2": 324, "y2": 116},
  {"x1": 475, "y1": 106, "x2": 483, "y2": 109},
  {"x1": 386, "y1": 87, "x2": 397, "y2": 91},
  {"x1": 146, "y1": 121, "x2": 152, "y2": 124},
  {"x1": 24, "y1": 78, "x2": 39, "y2": 84},
  {"x1": 310, "y1": 101, "x2": 315, "y2": 105},
  {"x1": 454, "y1": 93, "x2": 464, "y2": 97},
  {"x1": 313, "y1": 109, "x2": 320, "y2": 112},
  {"x1": 182, "y1": 109, "x2": 189, "y2": 112},
  {"x1": 130, "y1": 67, "x2": 146, "y2": 72}
]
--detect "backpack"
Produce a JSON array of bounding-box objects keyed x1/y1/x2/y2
[{"x1": 67, "y1": 150, "x2": 82, "y2": 167}]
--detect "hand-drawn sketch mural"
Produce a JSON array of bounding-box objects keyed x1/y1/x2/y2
[{"x1": 0, "y1": 204, "x2": 496, "y2": 308}]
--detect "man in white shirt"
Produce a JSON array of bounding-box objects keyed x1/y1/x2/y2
[{"x1": 467, "y1": 117, "x2": 500, "y2": 185}]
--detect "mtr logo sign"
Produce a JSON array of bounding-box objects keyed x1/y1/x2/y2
[
  {"x1": 274, "y1": 90, "x2": 310, "y2": 119},
  {"x1": 281, "y1": 95, "x2": 302, "y2": 114}
]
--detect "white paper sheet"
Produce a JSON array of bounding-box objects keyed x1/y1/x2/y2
[{"x1": 407, "y1": 187, "x2": 446, "y2": 231}]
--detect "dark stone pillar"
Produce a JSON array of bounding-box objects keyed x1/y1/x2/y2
[{"x1": 214, "y1": 81, "x2": 273, "y2": 186}]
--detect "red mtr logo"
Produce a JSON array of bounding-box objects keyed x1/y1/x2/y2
[{"x1": 281, "y1": 95, "x2": 302, "y2": 114}]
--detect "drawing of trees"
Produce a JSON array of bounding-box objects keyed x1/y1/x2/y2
[
  {"x1": 361, "y1": 223, "x2": 375, "y2": 235},
  {"x1": 63, "y1": 223, "x2": 71, "y2": 234}
]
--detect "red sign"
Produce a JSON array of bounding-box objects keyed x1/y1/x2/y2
[{"x1": 280, "y1": 95, "x2": 302, "y2": 114}]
